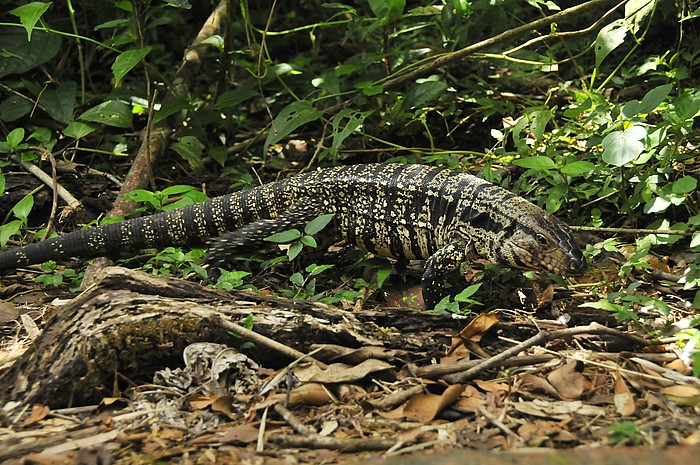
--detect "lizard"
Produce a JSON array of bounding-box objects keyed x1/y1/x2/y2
[{"x1": 0, "y1": 163, "x2": 587, "y2": 307}]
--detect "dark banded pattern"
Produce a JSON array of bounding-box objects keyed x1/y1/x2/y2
[{"x1": 0, "y1": 164, "x2": 587, "y2": 307}]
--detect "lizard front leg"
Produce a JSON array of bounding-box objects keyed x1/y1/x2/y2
[{"x1": 421, "y1": 241, "x2": 470, "y2": 309}]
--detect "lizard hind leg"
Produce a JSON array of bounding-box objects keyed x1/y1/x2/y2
[{"x1": 202, "y1": 200, "x2": 327, "y2": 272}]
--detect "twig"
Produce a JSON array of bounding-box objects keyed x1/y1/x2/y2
[
  {"x1": 211, "y1": 314, "x2": 327, "y2": 369},
  {"x1": 11, "y1": 155, "x2": 82, "y2": 213},
  {"x1": 270, "y1": 403, "x2": 396, "y2": 451},
  {"x1": 412, "y1": 354, "x2": 556, "y2": 379},
  {"x1": 572, "y1": 225, "x2": 694, "y2": 237},
  {"x1": 442, "y1": 323, "x2": 650, "y2": 384},
  {"x1": 477, "y1": 405, "x2": 523, "y2": 443}
]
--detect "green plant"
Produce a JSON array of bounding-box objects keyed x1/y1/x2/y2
[
  {"x1": 264, "y1": 213, "x2": 335, "y2": 261},
  {"x1": 123, "y1": 186, "x2": 209, "y2": 212},
  {"x1": 34, "y1": 261, "x2": 84, "y2": 291},
  {"x1": 142, "y1": 246, "x2": 207, "y2": 278},
  {"x1": 608, "y1": 421, "x2": 642, "y2": 445},
  {"x1": 431, "y1": 282, "x2": 483, "y2": 314}
]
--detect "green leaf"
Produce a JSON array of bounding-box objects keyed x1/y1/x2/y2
[
  {"x1": 12, "y1": 194, "x2": 35, "y2": 222},
  {"x1": 368, "y1": 0, "x2": 406, "y2": 23},
  {"x1": 513, "y1": 156, "x2": 555, "y2": 170},
  {"x1": 560, "y1": 161, "x2": 596, "y2": 176},
  {"x1": 330, "y1": 109, "x2": 372, "y2": 158},
  {"x1": 638, "y1": 84, "x2": 672, "y2": 114},
  {"x1": 171, "y1": 135, "x2": 205, "y2": 172},
  {"x1": 601, "y1": 126, "x2": 647, "y2": 166},
  {"x1": 527, "y1": 109, "x2": 553, "y2": 143},
  {"x1": 405, "y1": 79, "x2": 448, "y2": 109},
  {"x1": 161, "y1": 185, "x2": 197, "y2": 197},
  {"x1": 300, "y1": 235, "x2": 317, "y2": 248},
  {"x1": 595, "y1": 19, "x2": 629, "y2": 68},
  {"x1": 674, "y1": 92, "x2": 700, "y2": 120},
  {"x1": 79, "y1": 100, "x2": 133, "y2": 128},
  {"x1": 290, "y1": 272, "x2": 305, "y2": 287},
  {"x1": 672, "y1": 176, "x2": 697, "y2": 194},
  {"x1": 112, "y1": 47, "x2": 151, "y2": 87},
  {"x1": 307, "y1": 263, "x2": 334, "y2": 276},
  {"x1": 0, "y1": 220, "x2": 22, "y2": 248},
  {"x1": 265, "y1": 229, "x2": 302, "y2": 243},
  {"x1": 0, "y1": 94, "x2": 33, "y2": 122},
  {"x1": 454, "y1": 283, "x2": 483, "y2": 303},
  {"x1": 7, "y1": 128, "x2": 25, "y2": 148},
  {"x1": 212, "y1": 88, "x2": 260, "y2": 110},
  {"x1": 288, "y1": 241, "x2": 303, "y2": 261},
  {"x1": 153, "y1": 98, "x2": 193, "y2": 124},
  {"x1": 63, "y1": 122, "x2": 95, "y2": 139},
  {"x1": 625, "y1": 0, "x2": 655, "y2": 33},
  {"x1": 0, "y1": 171, "x2": 5, "y2": 197},
  {"x1": 41, "y1": 81, "x2": 77, "y2": 124},
  {"x1": 304, "y1": 213, "x2": 335, "y2": 235},
  {"x1": 0, "y1": 29, "x2": 61, "y2": 79},
  {"x1": 9, "y1": 2, "x2": 52, "y2": 41},
  {"x1": 263, "y1": 101, "x2": 321, "y2": 154},
  {"x1": 372, "y1": 268, "x2": 389, "y2": 288}
]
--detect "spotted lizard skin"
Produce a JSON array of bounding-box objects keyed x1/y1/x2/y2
[{"x1": 0, "y1": 164, "x2": 587, "y2": 306}]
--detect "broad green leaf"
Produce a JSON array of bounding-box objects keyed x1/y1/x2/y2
[
  {"x1": 94, "y1": 18, "x2": 131, "y2": 30},
  {"x1": 300, "y1": 235, "x2": 317, "y2": 248},
  {"x1": 0, "y1": 95, "x2": 33, "y2": 122},
  {"x1": 621, "y1": 100, "x2": 641, "y2": 119},
  {"x1": 7, "y1": 128, "x2": 25, "y2": 148},
  {"x1": 112, "y1": 47, "x2": 151, "y2": 87},
  {"x1": 13, "y1": 194, "x2": 35, "y2": 222},
  {"x1": 0, "y1": 171, "x2": 5, "y2": 196},
  {"x1": 595, "y1": 19, "x2": 629, "y2": 68},
  {"x1": 405, "y1": 79, "x2": 449, "y2": 109},
  {"x1": 560, "y1": 161, "x2": 596, "y2": 176},
  {"x1": 0, "y1": 220, "x2": 22, "y2": 248},
  {"x1": 161, "y1": 185, "x2": 198, "y2": 197},
  {"x1": 672, "y1": 176, "x2": 697, "y2": 194},
  {"x1": 79, "y1": 100, "x2": 133, "y2": 128},
  {"x1": 9, "y1": 2, "x2": 52, "y2": 41},
  {"x1": 212, "y1": 88, "x2": 259, "y2": 110},
  {"x1": 513, "y1": 156, "x2": 555, "y2": 170},
  {"x1": 674, "y1": 92, "x2": 700, "y2": 120},
  {"x1": 265, "y1": 229, "x2": 302, "y2": 243},
  {"x1": 528, "y1": 109, "x2": 553, "y2": 143},
  {"x1": 171, "y1": 136, "x2": 205, "y2": 172},
  {"x1": 40, "y1": 81, "x2": 77, "y2": 124},
  {"x1": 645, "y1": 196, "x2": 671, "y2": 213},
  {"x1": 153, "y1": 98, "x2": 193, "y2": 124},
  {"x1": 368, "y1": 0, "x2": 406, "y2": 23},
  {"x1": 454, "y1": 283, "x2": 482, "y2": 302},
  {"x1": 638, "y1": 84, "x2": 672, "y2": 114},
  {"x1": 626, "y1": 0, "x2": 655, "y2": 33},
  {"x1": 376, "y1": 268, "x2": 391, "y2": 288},
  {"x1": 290, "y1": 272, "x2": 305, "y2": 287},
  {"x1": 63, "y1": 122, "x2": 95, "y2": 139},
  {"x1": 601, "y1": 126, "x2": 647, "y2": 166},
  {"x1": 305, "y1": 213, "x2": 336, "y2": 235},
  {"x1": 263, "y1": 101, "x2": 321, "y2": 153},
  {"x1": 0, "y1": 29, "x2": 61, "y2": 78},
  {"x1": 288, "y1": 241, "x2": 303, "y2": 260},
  {"x1": 307, "y1": 263, "x2": 334, "y2": 276},
  {"x1": 691, "y1": 232, "x2": 700, "y2": 249},
  {"x1": 330, "y1": 109, "x2": 372, "y2": 158}
]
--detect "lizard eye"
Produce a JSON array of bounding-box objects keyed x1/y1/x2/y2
[{"x1": 536, "y1": 234, "x2": 549, "y2": 246}]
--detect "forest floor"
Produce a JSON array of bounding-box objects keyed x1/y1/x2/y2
[{"x1": 0, "y1": 169, "x2": 698, "y2": 463}]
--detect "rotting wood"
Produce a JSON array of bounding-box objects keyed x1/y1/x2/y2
[{"x1": 0, "y1": 267, "x2": 456, "y2": 407}]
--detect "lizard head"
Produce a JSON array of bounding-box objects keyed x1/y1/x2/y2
[{"x1": 496, "y1": 204, "x2": 587, "y2": 277}]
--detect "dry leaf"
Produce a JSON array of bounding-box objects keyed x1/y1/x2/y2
[
  {"x1": 294, "y1": 359, "x2": 393, "y2": 383},
  {"x1": 459, "y1": 313, "x2": 499, "y2": 341},
  {"x1": 403, "y1": 384, "x2": 465, "y2": 422},
  {"x1": 661, "y1": 385, "x2": 700, "y2": 406},
  {"x1": 23, "y1": 404, "x2": 50, "y2": 426},
  {"x1": 288, "y1": 383, "x2": 333, "y2": 406},
  {"x1": 520, "y1": 373, "x2": 559, "y2": 398},
  {"x1": 547, "y1": 360, "x2": 585, "y2": 400},
  {"x1": 613, "y1": 371, "x2": 636, "y2": 416},
  {"x1": 0, "y1": 301, "x2": 19, "y2": 324},
  {"x1": 220, "y1": 422, "x2": 261, "y2": 444}
]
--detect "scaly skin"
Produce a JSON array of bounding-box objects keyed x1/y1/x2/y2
[{"x1": 0, "y1": 164, "x2": 587, "y2": 307}]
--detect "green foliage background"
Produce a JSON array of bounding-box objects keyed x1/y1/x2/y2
[{"x1": 0, "y1": 0, "x2": 699, "y2": 332}]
